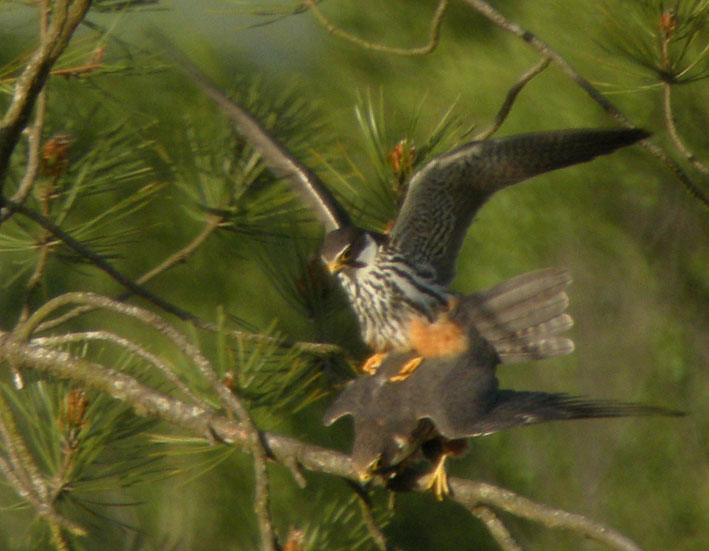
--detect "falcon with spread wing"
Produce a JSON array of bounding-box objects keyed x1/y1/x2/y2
[{"x1": 183, "y1": 64, "x2": 649, "y2": 373}]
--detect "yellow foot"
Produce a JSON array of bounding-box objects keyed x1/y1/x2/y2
[
  {"x1": 389, "y1": 356, "x2": 424, "y2": 382},
  {"x1": 421, "y1": 454, "x2": 450, "y2": 500},
  {"x1": 361, "y1": 352, "x2": 386, "y2": 375}
]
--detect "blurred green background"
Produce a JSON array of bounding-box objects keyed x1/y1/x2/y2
[{"x1": 0, "y1": 1, "x2": 707, "y2": 550}]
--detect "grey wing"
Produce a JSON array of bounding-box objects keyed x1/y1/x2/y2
[
  {"x1": 458, "y1": 392, "x2": 684, "y2": 437},
  {"x1": 388, "y1": 128, "x2": 650, "y2": 284},
  {"x1": 180, "y1": 60, "x2": 351, "y2": 232}
]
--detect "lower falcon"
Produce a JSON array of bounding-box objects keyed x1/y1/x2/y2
[{"x1": 324, "y1": 271, "x2": 683, "y2": 497}]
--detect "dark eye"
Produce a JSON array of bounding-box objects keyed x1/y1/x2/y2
[{"x1": 340, "y1": 246, "x2": 352, "y2": 262}]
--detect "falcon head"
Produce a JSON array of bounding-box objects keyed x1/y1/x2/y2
[
  {"x1": 351, "y1": 422, "x2": 415, "y2": 482},
  {"x1": 320, "y1": 226, "x2": 381, "y2": 276}
]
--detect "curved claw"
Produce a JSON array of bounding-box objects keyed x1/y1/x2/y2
[
  {"x1": 361, "y1": 352, "x2": 386, "y2": 375},
  {"x1": 389, "y1": 356, "x2": 424, "y2": 382}
]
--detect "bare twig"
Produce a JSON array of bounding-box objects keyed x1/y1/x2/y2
[
  {"x1": 305, "y1": 0, "x2": 448, "y2": 56},
  {"x1": 459, "y1": 0, "x2": 709, "y2": 209},
  {"x1": 468, "y1": 505, "x2": 521, "y2": 551},
  {"x1": 33, "y1": 215, "x2": 222, "y2": 332},
  {"x1": 475, "y1": 57, "x2": 551, "y2": 141},
  {"x1": 662, "y1": 83, "x2": 709, "y2": 176},
  {"x1": 8, "y1": 78, "x2": 48, "y2": 225},
  {"x1": 0, "y1": 0, "x2": 91, "y2": 199},
  {"x1": 20, "y1": 168, "x2": 58, "y2": 324},
  {"x1": 1, "y1": 331, "x2": 645, "y2": 551},
  {"x1": 126, "y1": 211, "x2": 224, "y2": 290}
]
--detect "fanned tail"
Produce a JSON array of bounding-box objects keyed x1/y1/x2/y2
[{"x1": 459, "y1": 267, "x2": 574, "y2": 363}]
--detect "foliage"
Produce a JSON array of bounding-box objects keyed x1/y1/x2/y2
[{"x1": 0, "y1": 1, "x2": 707, "y2": 550}]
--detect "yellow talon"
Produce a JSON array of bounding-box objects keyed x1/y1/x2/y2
[
  {"x1": 389, "y1": 356, "x2": 424, "y2": 382},
  {"x1": 421, "y1": 454, "x2": 450, "y2": 500},
  {"x1": 361, "y1": 352, "x2": 386, "y2": 375}
]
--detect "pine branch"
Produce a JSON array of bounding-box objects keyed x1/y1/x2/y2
[
  {"x1": 14, "y1": 292, "x2": 278, "y2": 551},
  {"x1": 1, "y1": 329, "x2": 646, "y2": 551},
  {"x1": 459, "y1": 0, "x2": 709, "y2": 209},
  {"x1": 0, "y1": 0, "x2": 91, "y2": 202},
  {"x1": 5, "y1": 199, "x2": 346, "y2": 359}
]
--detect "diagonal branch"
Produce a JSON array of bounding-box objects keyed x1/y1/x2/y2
[
  {"x1": 468, "y1": 505, "x2": 521, "y2": 551},
  {"x1": 1, "y1": 330, "x2": 644, "y2": 551},
  {"x1": 5, "y1": 200, "x2": 345, "y2": 359},
  {"x1": 459, "y1": 0, "x2": 709, "y2": 209},
  {"x1": 450, "y1": 479, "x2": 642, "y2": 551},
  {"x1": 0, "y1": 0, "x2": 91, "y2": 200}
]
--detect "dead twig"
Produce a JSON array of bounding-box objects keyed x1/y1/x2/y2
[{"x1": 305, "y1": 0, "x2": 447, "y2": 56}]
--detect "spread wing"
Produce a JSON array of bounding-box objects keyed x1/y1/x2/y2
[
  {"x1": 388, "y1": 128, "x2": 650, "y2": 284},
  {"x1": 179, "y1": 60, "x2": 351, "y2": 232},
  {"x1": 441, "y1": 391, "x2": 683, "y2": 439}
]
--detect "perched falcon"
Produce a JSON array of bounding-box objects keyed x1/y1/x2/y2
[
  {"x1": 324, "y1": 296, "x2": 683, "y2": 498},
  {"x1": 182, "y1": 63, "x2": 649, "y2": 371}
]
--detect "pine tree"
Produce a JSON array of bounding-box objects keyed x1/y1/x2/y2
[{"x1": 0, "y1": 1, "x2": 707, "y2": 550}]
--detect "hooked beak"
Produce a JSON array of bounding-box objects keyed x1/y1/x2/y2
[
  {"x1": 327, "y1": 259, "x2": 345, "y2": 274},
  {"x1": 358, "y1": 470, "x2": 374, "y2": 482}
]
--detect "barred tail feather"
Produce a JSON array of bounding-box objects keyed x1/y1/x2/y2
[{"x1": 460, "y1": 267, "x2": 575, "y2": 363}]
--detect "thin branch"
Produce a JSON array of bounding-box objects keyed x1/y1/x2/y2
[
  {"x1": 5, "y1": 199, "x2": 210, "y2": 325},
  {"x1": 468, "y1": 505, "x2": 521, "y2": 551},
  {"x1": 475, "y1": 57, "x2": 551, "y2": 141},
  {"x1": 0, "y1": 392, "x2": 49, "y2": 503},
  {"x1": 33, "y1": 331, "x2": 209, "y2": 408},
  {"x1": 1, "y1": 331, "x2": 645, "y2": 551},
  {"x1": 662, "y1": 82, "x2": 709, "y2": 176},
  {"x1": 305, "y1": 0, "x2": 448, "y2": 56},
  {"x1": 126, "y1": 211, "x2": 224, "y2": 290},
  {"x1": 33, "y1": 214, "x2": 221, "y2": 332},
  {"x1": 0, "y1": 0, "x2": 91, "y2": 199},
  {"x1": 9, "y1": 0, "x2": 50, "y2": 217},
  {"x1": 450, "y1": 480, "x2": 642, "y2": 551},
  {"x1": 20, "y1": 171, "x2": 58, "y2": 324},
  {"x1": 5, "y1": 200, "x2": 345, "y2": 358},
  {"x1": 459, "y1": 0, "x2": 709, "y2": 209},
  {"x1": 347, "y1": 481, "x2": 389, "y2": 551},
  {"x1": 7, "y1": 78, "x2": 48, "y2": 225},
  {"x1": 0, "y1": 393, "x2": 87, "y2": 538}
]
